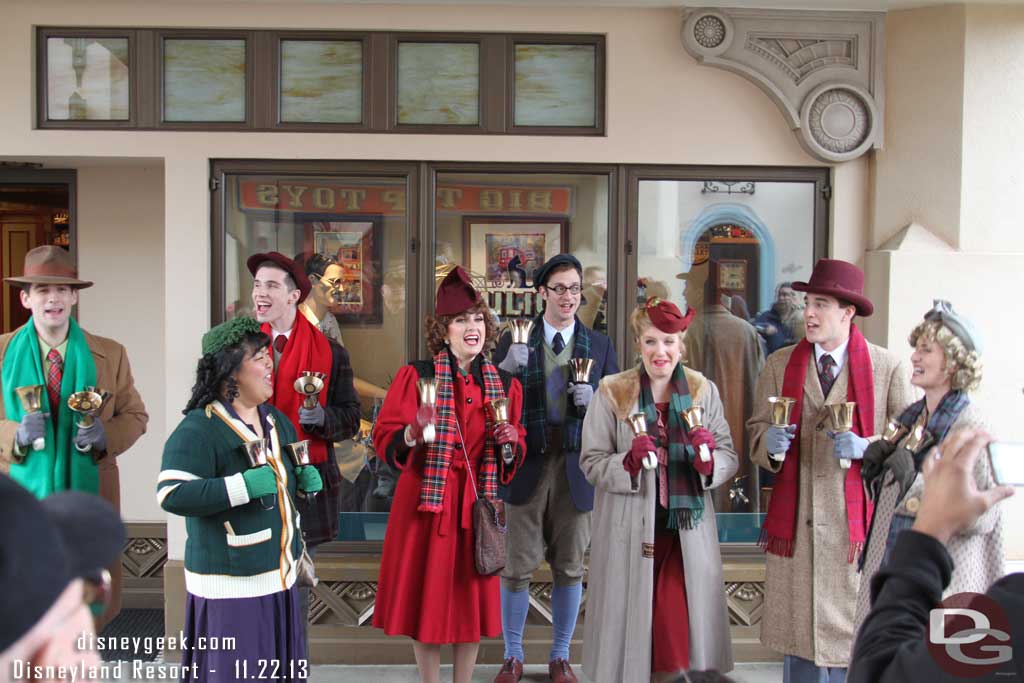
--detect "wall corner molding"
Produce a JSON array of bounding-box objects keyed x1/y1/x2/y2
[{"x1": 681, "y1": 7, "x2": 886, "y2": 163}]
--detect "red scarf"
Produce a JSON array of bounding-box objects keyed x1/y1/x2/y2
[
  {"x1": 760, "y1": 324, "x2": 875, "y2": 563},
  {"x1": 263, "y1": 314, "x2": 333, "y2": 464}
]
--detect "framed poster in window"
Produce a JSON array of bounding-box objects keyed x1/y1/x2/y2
[
  {"x1": 303, "y1": 216, "x2": 382, "y2": 325},
  {"x1": 718, "y1": 259, "x2": 747, "y2": 293},
  {"x1": 462, "y1": 216, "x2": 568, "y2": 289}
]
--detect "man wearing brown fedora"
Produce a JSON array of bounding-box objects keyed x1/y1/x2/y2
[
  {"x1": 746, "y1": 258, "x2": 913, "y2": 682},
  {"x1": 0, "y1": 245, "x2": 148, "y2": 627}
]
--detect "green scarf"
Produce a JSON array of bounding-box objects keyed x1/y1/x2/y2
[
  {"x1": 639, "y1": 363, "x2": 705, "y2": 530},
  {"x1": 3, "y1": 319, "x2": 98, "y2": 497}
]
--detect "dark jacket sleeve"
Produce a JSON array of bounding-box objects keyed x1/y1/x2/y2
[
  {"x1": 849, "y1": 530, "x2": 956, "y2": 683},
  {"x1": 306, "y1": 340, "x2": 360, "y2": 442}
]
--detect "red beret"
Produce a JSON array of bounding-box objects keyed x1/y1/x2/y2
[
  {"x1": 435, "y1": 266, "x2": 482, "y2": 316},
  {"x1": 645, "y1": 297, "x2": 695, "y2": 334},
  {"x1": 247, "y1": 252, "x2": 311, "y2": 304}
]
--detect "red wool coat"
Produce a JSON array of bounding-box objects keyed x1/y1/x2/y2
[{"x1": 372, "y1": 363, "x2": 525, "y2": 644}]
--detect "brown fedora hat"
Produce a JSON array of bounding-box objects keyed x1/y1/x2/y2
[
  {"x1": 5, "y1": 246, "x2": 93, "y2": 289},
  {"x1": 792, "y1": 258, "x2": 873, "y2": 317}
]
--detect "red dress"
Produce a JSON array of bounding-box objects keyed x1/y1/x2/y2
[{"x1": 372, "y1": 363, "x2": 525, "y2": 644}]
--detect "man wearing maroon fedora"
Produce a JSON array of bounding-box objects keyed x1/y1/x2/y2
[
  {"x1": 746, "y1": 258, "x2": 913, "y2": 682},
  {"x1": 248, "y1": 252, "x2": 360, "y2": 642},
  {"x1": 0, "y1": 245, "x2": 148, "y2": 628}
]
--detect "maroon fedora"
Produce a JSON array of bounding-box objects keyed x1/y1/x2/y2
[
  {"x1": 5, "y1": 246, "x2": 92, "y2": 289},
  {"x1": 247, "y1": 252, "x2": 311, "y2": 304},
  {"x1": 435, "y1": 266, "x2": 481, "y2": 316},
  {"x1": 792, "y1": 258, "x2": 873, "y2": 317}
]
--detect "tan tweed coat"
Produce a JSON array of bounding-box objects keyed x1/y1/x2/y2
[{"x1": 746, "y1": 341, "x2": 914, "y2": 666}]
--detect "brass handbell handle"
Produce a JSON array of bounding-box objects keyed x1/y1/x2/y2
[{"x1": 681, "y1": 407, "x2": 711, "y2": 462}]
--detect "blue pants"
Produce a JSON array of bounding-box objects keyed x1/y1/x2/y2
[{"x1": 784, "y1": 655, "x2": 847, "y2": 683}]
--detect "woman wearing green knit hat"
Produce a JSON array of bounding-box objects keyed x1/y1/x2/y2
[{"x1": 157, "y1": 316, "x2": 322, "y2": 682}]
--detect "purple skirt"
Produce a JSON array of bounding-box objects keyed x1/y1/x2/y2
[{"x1": 181, "y1": 587, "x2": 307, "y2": 682}]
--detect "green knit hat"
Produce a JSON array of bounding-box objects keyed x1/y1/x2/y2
[{"x1": 202, "y1": 317, "x2": 263, "y2": 356}]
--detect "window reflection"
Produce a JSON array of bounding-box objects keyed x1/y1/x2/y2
[{"x1": 637, "y1": 180, "x2": 816, "y2": 512}]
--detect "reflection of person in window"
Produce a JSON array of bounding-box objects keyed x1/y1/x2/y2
[
  {"x1": 506, "y1": 253, "x2": 527, "y2": 288},
  {"x1": 578, "y1": 265, "x2": 608, "y2": 334},
  {"x1": 753, "y1": 282, "x2": 804, "y2": 355}
]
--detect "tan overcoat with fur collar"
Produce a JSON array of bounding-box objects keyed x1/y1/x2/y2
[{"x1": 580, "y1": 365, "x2": 737, "y2": 682}]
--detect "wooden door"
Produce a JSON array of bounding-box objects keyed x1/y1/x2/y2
[{"x1": 2, "y1": 218, "x2": 40, "y2": 332}]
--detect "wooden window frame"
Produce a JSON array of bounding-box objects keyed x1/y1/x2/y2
[{"x1": 36, "y1": 27, "x2": 606, "y2": 136}]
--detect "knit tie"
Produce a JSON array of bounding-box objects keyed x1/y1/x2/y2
[
  {"x1": 46, "y1": 348, "x2": 63, "y2": 418},
  {"x1": 552, "y1": 332, "x2": 565, "y2": 355},
  {"x1": 818, "y1": 353, "x2": 836, "y2": 398}
]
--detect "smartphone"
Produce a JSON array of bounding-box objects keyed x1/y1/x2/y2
[{"x1": 987, "y1": 442, "x2": 1024, "y2": 487}]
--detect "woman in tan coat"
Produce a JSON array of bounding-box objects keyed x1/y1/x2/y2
[
  {"x1": 580, "y1": 298, "x2": 737, "y2": 682},
  {"x1": 852, "y1": 300, "x2": 1003, "y2": 640}
]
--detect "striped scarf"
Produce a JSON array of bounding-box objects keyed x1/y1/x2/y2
[
  {"x1": 418, "y1": 349, "x2": 506, "y2": 513},
  {"x1": 639, "y1": 364, "x2": 705, "y2": 530},
  {"x1": 521, "y1": 315, "x2": 592, "y2": 454}
]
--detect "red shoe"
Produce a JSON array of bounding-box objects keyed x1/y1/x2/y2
[
  {"x1": 548, "y1": 658, "x2": 578, "y2": 683},
  {"x1": 494, "y1": 657, "x2": 523, "y2": 683}
]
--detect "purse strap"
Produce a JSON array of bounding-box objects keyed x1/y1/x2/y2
[{"x1": 453, "y1": 419, "x2": 479, "y2": 502}]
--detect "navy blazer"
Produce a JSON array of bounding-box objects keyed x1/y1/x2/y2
[{"x1": 493, "y1": 316, "x2": 618, "y2": 511}]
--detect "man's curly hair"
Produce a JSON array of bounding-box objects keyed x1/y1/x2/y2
[
  {"x1": 423, "y1": 300, "x2": 499, "y2": 357},
  {"x1": 908, "y1": 320, "x2": 982, "y2": 392}
]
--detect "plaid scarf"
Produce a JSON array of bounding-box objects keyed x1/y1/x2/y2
[
  {"x1": 639, "y1": 364, "x2": 705, "y2": 530},
  {"x1": 895, "y1": 390, "x2": 969, "y2": 468},
  {"x1": 418, "y1": 349, "x2": 505, "y2": 513},
  {"x1": 521, "y1": 315, "x2": 592, "y2": 454},
  {"x1": 760, "y1": 325, "x2": 875, "y2": 563}
]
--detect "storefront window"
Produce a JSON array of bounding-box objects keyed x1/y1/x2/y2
[
  {"x1": 433, "y1": 171, "x2": 611, "y2": 335},
  {"x1": 636, "y1": 177, "x2": 820, "y2": 514}
]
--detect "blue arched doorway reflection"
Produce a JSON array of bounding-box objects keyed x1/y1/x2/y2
[{"x1": 678, "y1": 203, "x2": 777, "y2": 313}]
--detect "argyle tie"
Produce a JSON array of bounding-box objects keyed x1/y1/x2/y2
[
  {"x1": 46, "y1": 348, "x2": 63, "y2": 418},
  {"x1": 552, "y1": 332, "x2": 565, "y2": 355},
  {"x1": 273, "y1": 335, "x2": 287, "y2": 354},
  {"x1": 818, "y1": 353, "x2": 836, "y2": 398}
]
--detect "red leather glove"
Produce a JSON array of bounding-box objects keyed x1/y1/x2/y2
[
  {"x1": 493, "y1": 422, "x2": 518, "y2": 447},
  {"x1": 406, "y1": 404, "x2": 436, "y2": 444},
  {"x1": 624, "y1": 435, "x2": 656, "y2": 477},
  {"x1": 689, "y1": 427, "x2": 716, "y2": 477}
]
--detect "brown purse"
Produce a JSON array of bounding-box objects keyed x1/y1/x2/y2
[{"x1": 456, "y1": 421, "x2": 508, "y2": 576}]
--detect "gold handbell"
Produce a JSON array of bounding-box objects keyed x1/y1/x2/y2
[
  {"x1": 627, "y1": 413, "x2": 658, "y2": 471},
  {"x1": 508, "y1": 319, "x2": 535, "y2": 345},
  {"x1": 681, "y1": 407, "x2": 711, "y2": 462},
  {"x1": 286, "y1": 440, "x2": 312, "y2": 467},
  {"x1": 568, "y1": 358, "x2": 595, "y2": 384},
  {"x1": 485, "y1": 398, "x2": 510, "y2": 426},
  {"x1": 768, "y1": 396, "x2": 796, "y2": 427},
  {"x1": 67, "y1": 389, "x2": 106, "y2": 427},
  {"x1": 827, "y1": 402, "x2": 857, "y2": 469},
  {"x1": 882, "y1": 420, "x2": 910, "y2": 444},
  {"x1": 903, "y1": 424, "x2": 935, "y2": 454},
  {"x1": 827, "y1": 402, "x2": 857, "y2": 432},
  {"x1": 14, "y1": 385, "x2": 45, "y2": 453},
  {"x1": 242, "y1": 438, "x2": 269, "y2": 468},
  {"x1": 416, "y1": 378, "x2": 439, "y2": 443},
  {"x1": 293, "y1": 371, "x2": 326, "y2": 409}
]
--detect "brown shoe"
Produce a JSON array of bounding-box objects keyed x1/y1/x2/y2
[
  {"x1": 494, "y1": 657, "x2": 523, "y2": 683},
  {"x1": 548, "y1": 658, "x2": 578, "y2": 683}
]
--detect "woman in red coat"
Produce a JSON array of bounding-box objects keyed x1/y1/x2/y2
[{"x1": 372, "y1": 266, "x2": 525, "y2": 683}]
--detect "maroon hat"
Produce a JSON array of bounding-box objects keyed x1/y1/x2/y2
[
  {"x1": 435, "y1": 266, "x2": 481, "y2": 316},
  {"x1": 645, "y1": 297, "x2": 695, "y2": 334},
  {"x1": 792, "y1": 258, "x2": 873, "y2": 317},
  {"x1": 247, "y1": 252, "x2": 311, "y2": 304}
]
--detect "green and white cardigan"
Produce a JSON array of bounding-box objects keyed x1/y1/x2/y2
[{"x1": 158, "y1": 401, "x2": 303, "y2": 600}]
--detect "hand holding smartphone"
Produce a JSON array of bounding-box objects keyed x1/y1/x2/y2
[{"x1": 987, "y1": 442, "x2": 1024, "y2": 486}]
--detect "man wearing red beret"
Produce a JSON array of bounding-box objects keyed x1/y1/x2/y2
[
  {"x1": 746, "y1": 258, "x2": 914, "y2": 682},
  {"x1": 249, "y1": 252, "x2": 361, "y2": 640}
]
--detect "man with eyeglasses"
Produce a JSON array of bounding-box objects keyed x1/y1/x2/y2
[
  {"x1": 299, "y1": 252, "x2": 346, "y2": 346},
  {"x1": 492, "y1": 253, "x2": 619, "y2": 683},
  {"x1": 0, "y1": 474, "x2": 125, "y2": 681}
]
